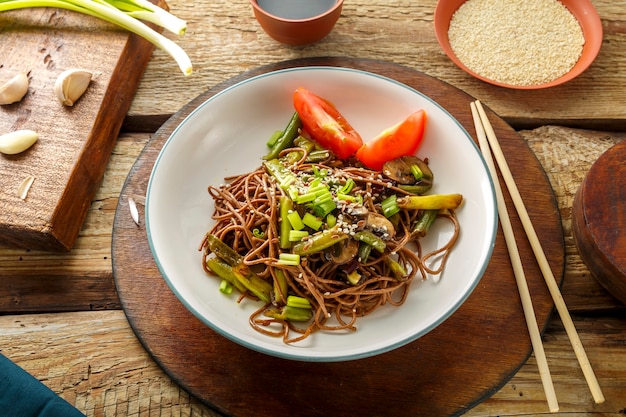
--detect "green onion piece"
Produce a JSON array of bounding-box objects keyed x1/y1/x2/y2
[
  {"x1": 0, "y1": 0, "x2": 192, "y2": 75},
  {"x1": 279, "y1": 196, "x2": 294, "y2": 249},
  {"x1": 302, "y1": 212, "x2": 323, "y2": 230},
  {"x1": 346, "y1": 270, "x2": 361, "y2": 285},
  {"x1": 326, "y1": 213, "x2": 337, "y2": 228},
  {"x1": 266, "y1": 130, "x2": 283, "y2": 147},
  {"x1": 295, "y1": 192, "x2": 317, "y2": 204},
  {"x1": 264, "y1": 159, "x2": 297, "y2": 190},
  {"x1": 286, "y1": 295, "x2": 312, "y2": 309},
  {"x1": 277, "y1": 253, "x2": 301, "y2": 266},
  {"x1": 381, "y1": 194, "x2": 400, "y2": 218},
  {"x1": 264, "y1": 305, "x2": 312, "y2": 322},
  {"x1": 288, "y1": 230, "x2": 309, "y2": 242},
  {"x1": 252, "y1": 228, "x2": 265, "y2": 239},
  {"x1": 273, "y1": 269, "x2": 288, "y2": 305},
  {"x1": 287, "y1": 185, "x2": 299, "y2": 200},
  {"x1": 286, "y1": 211, "x2": 305, "y2": 231},
  {"x1": 398, "y1": 194, "x2": 463, "y2": 210},
  {"x1": 338, "y1": 178, "x2": 356, "y2": 194},
  {"x1": 293, "y1": 135, "x2": 316, "y2": 153},
  {"x1": 306, "y1": 150, "x2": 331, "y2": 162},
  {"x1": 386, "y1": 257, "x2": 407, "y2": 280},
  {"x1": 411, "y1": 164, "x2": 424, "y2": 181},
  {"x1": 219, "y1": 279, "x2": 233, "y2": 295},
  {"x1": 292, "y1": 228, "x2": 347, "y2": 256},
  {"x1": 337, "y1": 193, "x2": 358, "y2": 202},
  {"x1": 104, "y1": 0, "x2": 187, "y2": 35},
  {"x1": 205, "y1": 258, "x2": 246, "y2": 293},
  {"x1": 312, "y1": 199, "x2": 336, "y2": 218}
]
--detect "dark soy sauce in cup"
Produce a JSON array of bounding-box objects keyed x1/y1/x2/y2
[{"x1": 257, "y1": 0, "x2": 337, "y2": 20}]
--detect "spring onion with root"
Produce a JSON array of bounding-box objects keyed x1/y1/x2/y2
[{"x1": 0, "y1": 0, "x2": 192, "y2": 76}]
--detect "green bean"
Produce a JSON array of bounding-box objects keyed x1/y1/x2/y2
[
  {"x1": 263, "y1": 112, "x2": 302, "y2": 160},
  {"x1": 412, "y1": 209, "x2": 439, "y2": 238},
  {"x1": 353, "y1": 230, "x2": 386, "y2": 253}
]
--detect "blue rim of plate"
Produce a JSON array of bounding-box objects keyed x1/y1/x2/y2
[{"x1": 145, "y1": 66, "x2": 498, "y2": 362}]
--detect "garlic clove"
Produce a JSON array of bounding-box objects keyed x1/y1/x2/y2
[
  {"x1": 18, "y1": 175, "x2": 35, "y2": 200},
  {"x1": 0, "y1": 72, "x2": 29, "y2": 105},
  {"x1": 0, "y1": 130, "x2": 39, "y2": 155},
  {"x1": 54, "y1": 69, "x2": 92, "y2": 106}
]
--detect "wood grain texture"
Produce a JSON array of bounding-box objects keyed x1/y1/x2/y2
[
  {"x1": 112, "y1": 59, "x2": 565, "y2": 417},
  {"x1": 0, "y1": 8, "x2": 156, "y2": 251},
  {"x1": 124, "y1": 0, "x2": 626, "y2": 132},
  {"x1": 572, "y1": 141, "x2": 626, "y2": 304}
]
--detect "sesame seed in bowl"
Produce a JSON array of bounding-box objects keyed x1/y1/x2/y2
[{"x1": 434, "y1": 0, "x2": 603, "y2": 89}]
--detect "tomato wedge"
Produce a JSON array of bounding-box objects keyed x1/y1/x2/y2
[
  {"x1": 355, "y1": 109, "x2": 427, "y2": 171},
  {"x1": 293, "y1": 87, "x2": 363, "y2": 159}
]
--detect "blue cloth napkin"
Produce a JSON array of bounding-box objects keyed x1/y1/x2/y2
[{"x1": 0, "y1": 353, "x2": 85, "y2": 417}]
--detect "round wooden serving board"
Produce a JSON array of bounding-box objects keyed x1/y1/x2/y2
[
  {"x1": 573, "y1": 140, "x2": 626, "y2": 304},
  {"x1": 112, "y1": 58, "x2": 565, "y2": 417}
]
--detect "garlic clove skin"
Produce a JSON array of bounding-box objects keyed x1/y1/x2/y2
[
  {"x1": 0, "y1": 130, "x2": 39, "y2": 155},
  {"x1": 54, "y1": 69, "x2": 92, "y2": 106},
  {"x1": 0, "y1": 73, "x2": 29, "y2": 105}
]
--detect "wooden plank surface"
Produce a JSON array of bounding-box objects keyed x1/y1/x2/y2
[
  {"x1": 125, "y1": 0, "x2": 626, "y2": 132},
  {"x1": 0, "y1": 8, "x2": 156, "y2": 251},
  {"x1": 1, "y1": 0, "x2": 626, "y2": 415},
  {"x1": 1, "y1": 310, "x2": 625, "y2": 416}
]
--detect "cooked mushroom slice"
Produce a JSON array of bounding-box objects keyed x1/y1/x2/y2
[
  {"x1": 382, "y1": 155, "x2": 434, "y2": 193},
  {"x1": 325, "y1": 238, "x2": 359, "y2": 264},
  {"x1": 365, "y1": 212, "x2": 396, "y2": 239}
]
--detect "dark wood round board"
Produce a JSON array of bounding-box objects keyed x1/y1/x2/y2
[
  {"x1": 573, "y1": 140, "x2": 626, "y2": 305},
  {"x1": 112, "y1": 58, "x2": 565, "y2": 417}
]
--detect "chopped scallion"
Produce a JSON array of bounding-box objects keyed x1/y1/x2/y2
[
  {"x1": 0, "y1": 0, "x2": 192, "y2": 75},
  {"x1": 286, "y1": 295, "x2": 312, "y2": 309},
  {"x1": 277, "y1": 253, "x2": 301, "y2": 266},
  {"x1": 288, "y1": 230, "x2": 309, "y2": 242},
  {"x1": 381, "y1": 194, "x2": 400, "y2": 218},
  {"x1": 302, "y1": 212, "x2": 323, "y2": 230},
  {"x1": 286, "y1": 211, "x2": 305, "y2": 231},
  {"x1": 219, "y1": 279, "x2": 233, "y2": 295}
]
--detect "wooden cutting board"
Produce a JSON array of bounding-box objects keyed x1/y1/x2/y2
[
  {"x1": 0, "y1": 6, "x2": 161, "y2": 251},
  {"x1": 112, "y1": 58, "x2": 565, "y2": 417}
]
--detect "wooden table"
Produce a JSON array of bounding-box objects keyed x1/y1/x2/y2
[{"x1": 1, "y1": 1, "x2": 625, "y2": 415}]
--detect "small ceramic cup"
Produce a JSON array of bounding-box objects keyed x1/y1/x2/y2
[{"x1": 250, "y1": 0, "x2": 343, "y2": 46}]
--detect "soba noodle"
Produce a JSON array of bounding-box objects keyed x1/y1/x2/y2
[{"x1": 200, "y1": 147, "x2": 460, "y2": 344}]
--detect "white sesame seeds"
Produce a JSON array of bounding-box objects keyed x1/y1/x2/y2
[{"x1": 448, "y1": 0, "x2": 585, "y2": 86}]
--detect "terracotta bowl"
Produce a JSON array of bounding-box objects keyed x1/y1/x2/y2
[
  {"x1": 250, "y1": 0, "x2": 343, "y2": 46},
  {"x1": 433, "y1": 0, "x2": 603, "y2": 89}
]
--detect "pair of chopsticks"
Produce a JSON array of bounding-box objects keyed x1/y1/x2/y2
[{"x1": 470, "y1": 100, "x2": 605, "y2": 412}]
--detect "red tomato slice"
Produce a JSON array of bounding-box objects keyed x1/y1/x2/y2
[
  {"x1": 293, "y1": 87, "x2": 363, "y2": 159},
  {"x1": 355, "y1": 109, "x2": 427, "y2": 171}
]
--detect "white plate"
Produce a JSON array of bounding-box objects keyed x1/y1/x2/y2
[{"x1": 146, "y1": 67, "x2": 497, "y2": 362}]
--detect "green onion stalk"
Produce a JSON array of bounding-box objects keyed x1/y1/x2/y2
[{"x1": 0, "y1": 0, "x2": 192, "y2": 76}]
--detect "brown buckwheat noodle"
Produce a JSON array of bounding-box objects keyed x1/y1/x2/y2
[{"x1": 200, "y1": 147, "x2": 459, "y2": 344}]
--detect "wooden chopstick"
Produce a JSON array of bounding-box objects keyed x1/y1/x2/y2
[
  {"x1": 473, "y1": 100, "x2": 605, "y2": 405},
  {"x1": 470, "y1": 102, "x2": 559, "y2": 412}
]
